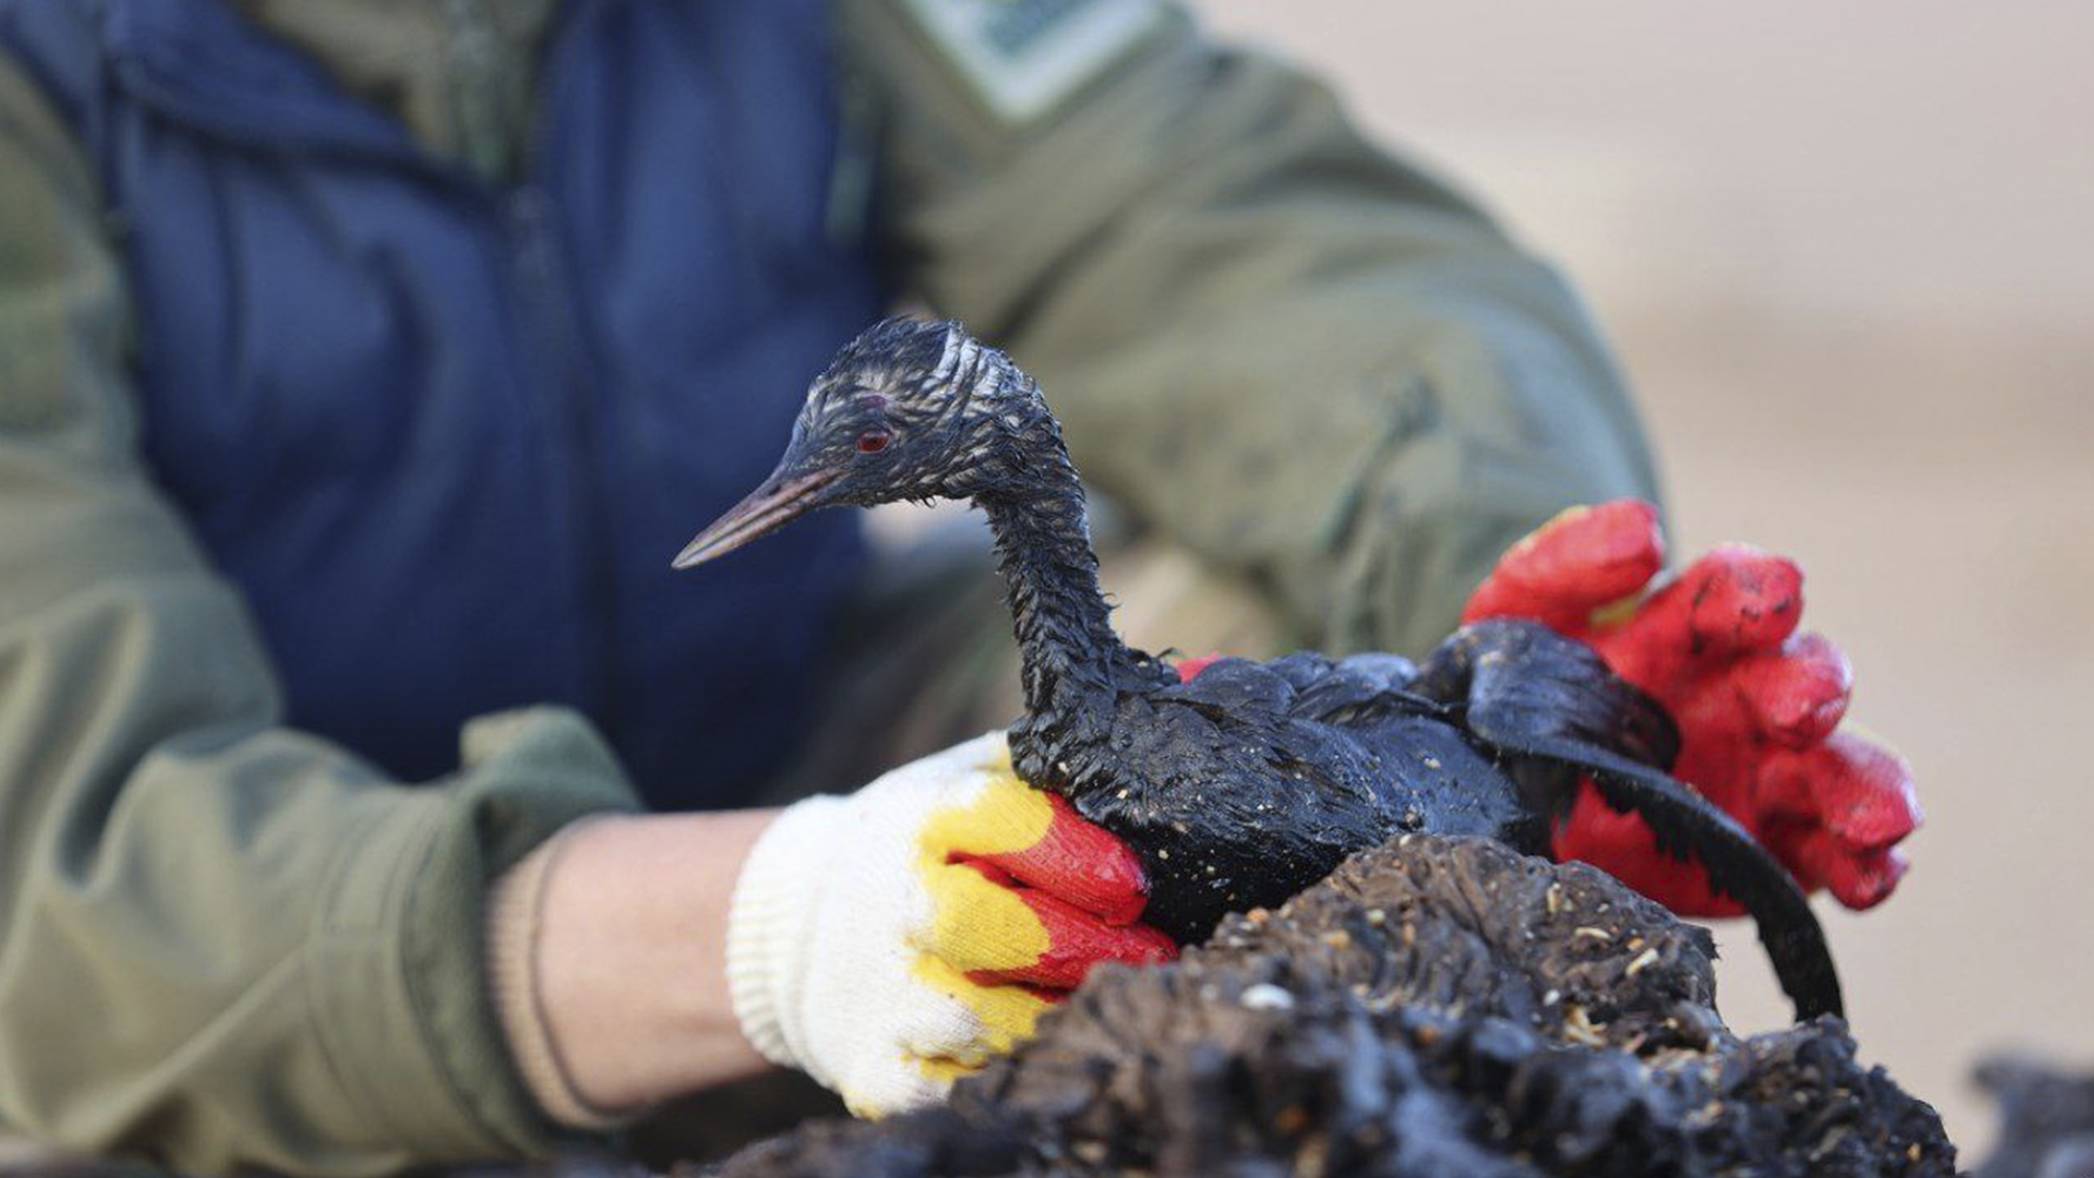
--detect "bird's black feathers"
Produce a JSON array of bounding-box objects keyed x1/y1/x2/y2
[{"x1": 682, "y1": 316, "x2": 1844, "y2": 1021}]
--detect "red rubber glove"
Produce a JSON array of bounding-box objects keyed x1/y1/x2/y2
[{"x1": 1462, "y1": 500, "x2": 1922, "y2": 915}]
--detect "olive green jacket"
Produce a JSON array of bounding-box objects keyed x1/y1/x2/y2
[{"x1": 0, "y1": 1, "x2": 1658, "y2": 1173}]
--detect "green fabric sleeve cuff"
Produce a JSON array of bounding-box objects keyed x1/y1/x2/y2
[{"x1": 305, "y1": 707, "x2": 640, "y2": 1161}]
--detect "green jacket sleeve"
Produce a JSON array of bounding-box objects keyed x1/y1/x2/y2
[
  {"x1": 840, "y1": 0, "x2": 1664, "y2": 658},
  {"x1": 0, "y1": 63, "x2": 638, "y2": 1176}
]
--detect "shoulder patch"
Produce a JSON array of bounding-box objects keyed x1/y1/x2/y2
[{"x1": 898, "y1": 0, "x2": 1164, "y2": 124}]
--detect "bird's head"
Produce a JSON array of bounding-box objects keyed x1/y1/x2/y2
[{"x1": 674, "y1": 317, "x2": 1035, "y2": 569}]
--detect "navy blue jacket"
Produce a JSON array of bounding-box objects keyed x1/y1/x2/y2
[{"x1": 0, "y1": 0, "x2": 888, "y2": 805}]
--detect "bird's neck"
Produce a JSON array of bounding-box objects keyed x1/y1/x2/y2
[{"x1": 974, "y1": 422, "x2": 1153, "y2": 745}]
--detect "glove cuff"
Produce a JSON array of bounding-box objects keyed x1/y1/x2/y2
[{"x1": 724, "y1": 794, "x2": 848, "y2": 1076}]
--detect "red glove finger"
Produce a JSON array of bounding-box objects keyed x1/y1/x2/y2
[
  {"x1": 1774, "y1": 830, "x2": 1911, "y2": 912},
  {"x1": 1461, "y1": 501, "x2": 1664, "y2": 632},
  {"x1": 1728, "y1": 632, "x2": 1852, "y2": 749},
  {"x1": 1665, "y1": 632, "x2": 1852, "y2": 794},
  {"x1": 969, "y1": 792, "x2": 1153, "y2": 926},
  {"x1": 1758, "y1": 731, "x2": 1921, "y2": 909},
  {"x1": 958, "y1": 872, "x2": 1177, "y2": 990},
  {"x1": 1591, "y1": 545, "x2": 1803, "y2": 695}
]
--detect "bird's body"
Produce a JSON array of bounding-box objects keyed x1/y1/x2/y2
[
  {"x1": 973, "y1": 450, "x2": 1538, "y2": 941},
  {"x1": 1022, "y1": 650, "x2": 1542, "y2": 941},
  {"x1": 678, "y1": 316, "x2": 1843, "y2": 1019}
]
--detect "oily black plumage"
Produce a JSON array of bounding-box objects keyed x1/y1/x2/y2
[{"x1": 675, "y1": 316, "x2": 1842, "y2": 1021}]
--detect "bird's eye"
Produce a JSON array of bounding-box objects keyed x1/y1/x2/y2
[{"x1": 856, "y1": 429, "x2": 892, "y2": 454}]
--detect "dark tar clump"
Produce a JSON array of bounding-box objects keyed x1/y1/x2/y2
[{"x1": 706, "y1": 835, "x2": 1953, "y2": 1178}]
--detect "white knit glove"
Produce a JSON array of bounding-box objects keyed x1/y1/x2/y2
[{"x1": 724, "y1": 731, "x2": 1174, "y2": 1116}]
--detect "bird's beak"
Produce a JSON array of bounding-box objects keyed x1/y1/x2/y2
[{"x1": 672, "y1": 465, "x2": 842, "y2": 569}]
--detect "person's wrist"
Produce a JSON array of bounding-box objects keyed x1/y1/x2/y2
[
  {"x1": 486, "y1": 816, "x2": 625, "y2": 1129},
  {"x1": 488, "y1": 808, "x2": 781, "y2": 1127}
]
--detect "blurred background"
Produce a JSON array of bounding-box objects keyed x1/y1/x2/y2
[{"x1": 1194, "y1": 0, "x2": 2092, "y2": 1154}]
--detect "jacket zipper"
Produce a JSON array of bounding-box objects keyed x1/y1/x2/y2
[{"x1": 504, "y1": 184, "x2": 623, "y2": 736}]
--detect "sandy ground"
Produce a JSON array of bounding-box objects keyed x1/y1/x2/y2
[{"x1": 1200, "y1": 0, "x2": 2094, "y2": 1155}]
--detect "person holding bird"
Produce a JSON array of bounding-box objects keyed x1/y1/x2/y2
[{"x1": 0, "y1": 0, "x2": 1917, "y2": 1173}]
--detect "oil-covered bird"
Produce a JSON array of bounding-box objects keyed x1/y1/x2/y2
[{"x1": 674, "y1": 316, "x2": 1843, "y2": 1021}]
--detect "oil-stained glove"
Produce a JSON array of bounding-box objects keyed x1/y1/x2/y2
[
  {"x1": 1462, "y1": 500, "x2": 1923, "y2": 915},
  {"x1": 725, "y1": 731, "x2": 1175, "y2": 1116}
]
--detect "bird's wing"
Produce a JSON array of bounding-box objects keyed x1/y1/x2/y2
[
  {"x1": 1266, "y1": 651, "x2": 1441, "y2": 728},
  {"x1": 1414, "y1": 622, "x2": 1682, "y2": 775},
  {"x1": 1143, "y1": 661, "x2": 1417, "y2": 834},
  {"x1": 1151, "y1": 656, "x2": 1299, "y2": 714}
]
